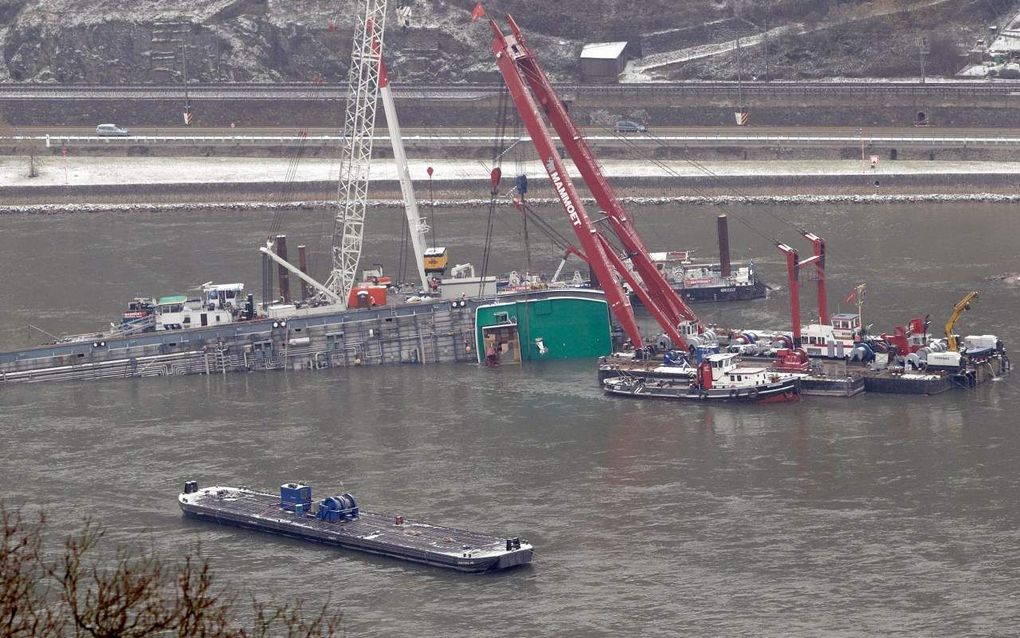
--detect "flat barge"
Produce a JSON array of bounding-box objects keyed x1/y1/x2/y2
[
  {"x1": 634, "y1": 214, "x2": 767, "y2": 305},
  {"x1": 178, "y1": 482, "x2": 533, "y2": 573}
]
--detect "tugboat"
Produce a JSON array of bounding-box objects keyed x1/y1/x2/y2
[
  {"x1": 178, "y1": 481, "x2": 533, "y2": 572},
  {"x1": 603, "y1": 352, "x2": 800, "y2": 403}
]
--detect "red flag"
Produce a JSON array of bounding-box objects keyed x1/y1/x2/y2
[
  {"x1": 846, "y1": 283, "x2": 866, "y2": 304},
  {"x1": 470, "y1": 2, "x2": 486, "y2": 22}
]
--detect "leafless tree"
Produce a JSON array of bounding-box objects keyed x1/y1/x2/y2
[
  {"x1": 1, "y1": 502, "x2": 342, "y2": 637},
  {"x1": 1, "y1": 507, "x2": 60, "y2": 638},
  {"x1": 925, "y1": 32, "x2": 963, "y2": 77}
]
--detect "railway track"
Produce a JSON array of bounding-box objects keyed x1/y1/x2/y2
[{"x1": 0, "y1": 81, "x2": 1018, "y2": 100}]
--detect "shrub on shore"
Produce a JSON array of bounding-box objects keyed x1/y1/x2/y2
[{"x1": 0, "y1": 503, "x2": 342, "y2": 637}]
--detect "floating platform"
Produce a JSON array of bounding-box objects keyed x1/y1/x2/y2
[
  {"x1": 860, "y1": 370, "x2": 952, "y2": 395},
  {"x1": 596, "y1": 351, "x2": 1011, "y2": 398},
  {"x1": 796, "y1": 373, "x2": 866, "y2": 397},
  {"x1": 178, "y1": 482, "x2": 533, "y2": 573}
]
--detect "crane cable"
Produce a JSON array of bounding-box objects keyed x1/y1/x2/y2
[
  {"x1": 586, "y1": 106, "x2": 810, "y2": 239},
  {"x1": 511, "y1": 105, "x2": 532, "y2": 273},
  {"x1": 268, "y1": 133, "x2": 309, "y2": 238},
  {"x1": 514, "y1": 63, "x2": 797, "y2": 248},
  {"x1": 478, "y1": 86, "x2": 512, "y2": 297}
]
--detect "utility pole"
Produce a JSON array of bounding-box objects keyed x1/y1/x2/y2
[
  {"x1": 736, "y1": 35, "x2": 743, "y2": 104},
  {"x1": 151, "y1": 21, "x2": 193, "y2": 124},
  {"x1": 735, "y1": 36, "x2": 748, "y2": 125},
  {"x1": 918, "y1": 35, "x2": 929, "y2": 84},
  {"x1": 763, "y1": 0, "x2": 770, "y2": 82},
  {"x1": 858, "y1": 127, "x2": 865, "y2": 172},
  {"x1": 180, "y1": 39, "x2": 192, "y2": 125}
]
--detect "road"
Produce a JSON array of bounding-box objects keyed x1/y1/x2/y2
[
  {"x1": 10, "y1": 125, "x2": 1020, "y2": 137},
  {"x1": 7, "y1": 125, "x2": 1020, "y2": 150}
]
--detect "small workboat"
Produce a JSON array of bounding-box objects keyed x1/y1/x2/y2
[{"x1": 602, "y1": 352, "x2": 800, "y2": 403}]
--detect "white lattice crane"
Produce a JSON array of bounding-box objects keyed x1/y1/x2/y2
[
  {"x1": 324, "y1": 0, "x2": 389, "y2": 307},
  {"x1": 263, "y1": 0, "x2": 431, "y2": 307}
]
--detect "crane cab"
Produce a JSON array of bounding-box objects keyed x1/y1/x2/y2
[
  {"x1": 802, "y1": 313, "x2": 861, "y2": 358},
  {"x1": 203, "y1": 283, "x2": 244, "y2": 311},
  {"x1": 424, "y1": 247, "x2": 449, "y2": 275}
]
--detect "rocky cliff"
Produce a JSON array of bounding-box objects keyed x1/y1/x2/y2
[{"x1": 0, "y1": 0, "x2": 1013, "y2": 84}]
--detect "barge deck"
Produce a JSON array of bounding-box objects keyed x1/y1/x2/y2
[
  {"x1": 178, "y1": 482, "x2": 533, "y2": 573},
  {"x1": 597, "y1": 349, "x2": 1007, "y2": 397}
]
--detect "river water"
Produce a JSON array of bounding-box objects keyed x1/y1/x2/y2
[{"x1": 1, "y1": 202, "x2": 1018, "y2": 635}]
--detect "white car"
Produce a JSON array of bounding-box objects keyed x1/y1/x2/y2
[{"x1": 96, "y1": 123, "x2": 130, "y2": 137}]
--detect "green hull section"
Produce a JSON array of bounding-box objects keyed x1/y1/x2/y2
[{"x1": 474, "y1": 292, "x2": 612, "y2": 364}]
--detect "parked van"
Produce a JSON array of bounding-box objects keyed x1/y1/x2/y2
[{"x1": 96, "y1": 123, "x2": 130, "y2": 137}]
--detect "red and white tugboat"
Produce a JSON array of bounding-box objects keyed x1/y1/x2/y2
[{"x1": 603, "y1": 352, "x2": 800, "y2": 403}]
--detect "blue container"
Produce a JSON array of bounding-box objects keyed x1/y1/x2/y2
[
  {"x1": 693, "y1": 345, "x2": 720, "y2": 363},
  {"x1": 280, "y1": 483, "x2": 312, "y2": 511}
]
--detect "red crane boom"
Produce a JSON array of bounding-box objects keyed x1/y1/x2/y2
[
  {"x1": 777, "y1": 232, "x2": 828, "y2": 347},
  {"x1": 489, "y1": 18, "x2": 644, "y2": 346},
  {"x1": 803, "y1": 232, "x2": 828, "y2": 325},
  {"x1": 489, "y1": 15, "x2": 700, "y2": 349}
]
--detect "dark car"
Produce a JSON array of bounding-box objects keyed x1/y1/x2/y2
[{"x1": 614, "y1": 120, "x2": 647, "y2": 133}]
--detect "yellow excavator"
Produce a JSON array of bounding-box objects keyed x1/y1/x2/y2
[{"x1": 945, "y1": 291, "x2": 978, "y2": 352}]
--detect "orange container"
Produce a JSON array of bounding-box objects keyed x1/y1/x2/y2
[{"x1": 348, "y1": 285, "x2": 388, "y2": 308}]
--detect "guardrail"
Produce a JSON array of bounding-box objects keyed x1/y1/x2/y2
[{"x1": 14, "y1": 133, "x2": 1020, "y2": 149}]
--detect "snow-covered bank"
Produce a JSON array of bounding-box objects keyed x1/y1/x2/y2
[
  {"x1": 6, "y1": 156, "x2": 1020, "y2": 189},
  {"x1": 4, "y1": 192, "x2": 1020, "y2": 216},
  {"x1": 5, "y1": 155, "x2": 1020, "y2": 213}
]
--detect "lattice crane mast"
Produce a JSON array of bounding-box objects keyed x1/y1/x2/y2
[
  {"x1": 325, "y1": 0, "x2": 388, "y2": 307},
  {"x1": 489, "y1": 15, "x2": 701, "y2": 349}
]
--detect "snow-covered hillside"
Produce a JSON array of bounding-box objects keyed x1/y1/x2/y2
[{"x1": 0, "y1": 0, "x2": 1014, "y2": 83}]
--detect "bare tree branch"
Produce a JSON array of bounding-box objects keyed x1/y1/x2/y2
[{"x1": 2, "y1": 502, "x2": 343, "y2": 637}]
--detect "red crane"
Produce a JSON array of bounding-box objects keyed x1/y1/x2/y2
[
  {"x1": 803, "y1": 232, "x2": 828, "y2": 325},
  {"x1": 776, "y1": 231, "x2": 828, "y2": 347},
  {"x1": 489, "y1": 15, "x2": 701, "y2": 349}
]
